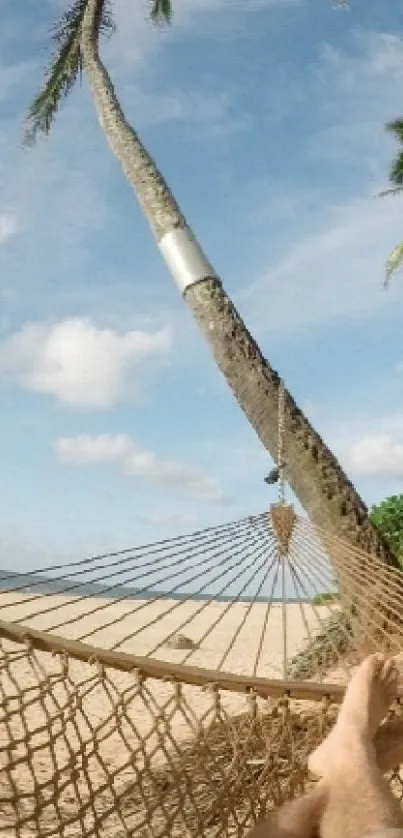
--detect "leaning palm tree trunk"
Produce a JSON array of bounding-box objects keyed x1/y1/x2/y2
[{"x1": 81, "y1": 0, "x2": 398, "y2": 584}]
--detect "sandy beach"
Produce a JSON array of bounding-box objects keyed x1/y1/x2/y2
[
  {"x1": 0, "y1": 592, "x2": 345, "y2": 756},
  {"x1": 0, "y1": 592, "x2": 347, "y2": 835},
  {"x1": 0, "y1": 590, "x2": 340, "y2": 675}
]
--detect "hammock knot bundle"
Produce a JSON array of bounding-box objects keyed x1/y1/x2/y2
[{"x1": 1, "y1": 506, "x2": 403, "y2": 836}]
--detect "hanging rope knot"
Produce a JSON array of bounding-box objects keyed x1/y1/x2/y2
[
  {"x1": 173, "y1": 681, "x2": 182, "y2": 700},
  {"x1": 88, "y1": 655, "x2": 104, "y2": 680},
  {"x1": 114, "y1": 694, "x2": 125, "y2": 713},
  {"x1": 265, "y1": 467, "x2": 280, "y2": 485},
  {"x1": 263, "y1": 379, "x2": 287, "y2": 503},
  {"x1": 23, "y1": 636, "x2": 33, "y2": 654},
  {"x1": 277, "y1": 379, "x2": 286, "y2": 506},
  {"x1": 318, "y1": 694, "x2": 332, "y2": 735},
  {"x1": 132, "y1": 667, "x2": 147, "y2": 687},
  {"x1": 59, "y1": 651, "x2": 69, "y2": 675},
  {"x1": 202, "y1": 681, "x2": 219, "y2": 694},
  {"x1": 247, "y1": 689, "x2": 258, "y2": 718},
  {"x1": 74, "y1": 692, "x2": 83, "y2": 711},
  {"x1": 278, "y1": 693, "x2": 290, "y2": 719},
  {"x1": 162, "y1": 672, "x2": 177, "y2": 686},
  {"x1": 203, "y1": 681, "x2": 221, "y2": 709},
  {"x1": 321, "y1": 694, "x2": 331, "y2": 711}
]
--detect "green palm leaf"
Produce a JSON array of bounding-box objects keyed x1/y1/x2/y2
[
  {"x1": 389, "y1": 150, "x2": 403, "y2": 186},
  {"x1": 25, "y1": 0, "x2": 113, "y2": 145},
  {"x1": 378, "y1": 185, "x2": 403, "y2": 198},
  {"x1": 24, "y1": 0, "x2": 171, "y2": 146},
  {"x1": 381, "y1": 119, "x2": 403, "y2": 286},
  {"x1": 150, "y1": 0, "x2": 172, "y2": 24},
  {"x1": 386, "y1": 119, "x2": 403, "y2": 146},
  {"x1": 384, "y1": 242, "x2": 403, "y2": 288}
]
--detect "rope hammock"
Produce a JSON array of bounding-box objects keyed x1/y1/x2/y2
[{"x1": 2, "y1": 384, "x2": 403, "y2": 836}]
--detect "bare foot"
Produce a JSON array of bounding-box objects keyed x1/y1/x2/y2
[
  {"x1": 246, "y1": 719, "x2": 403, "y2": 838},
  {"x1": 308, "y1": 654, "x2": 398, "y2": 778}
]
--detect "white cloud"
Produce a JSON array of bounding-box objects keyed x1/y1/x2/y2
[
  {"x1": 0, "y1": 59, "x2": 34, "y2": 105},
  {"x1": 109, "y1": 0, "x2": 297, "y2": 67},
  {"x1": 344, "y1": 432, "x2": 403, "y2": 479},
  {"x1": 0, "y1": 318, "x2": 171, "y2": 408},
  {"x1": 120, "y1": 87, "x2": 249, "y2": 138},
  {"x1": 54, "y1": 433, "x2": 226, "y2": 502},
  {"x1": 313, "y1": 409, "x2": 403, "y2": 484},
  {"x1": 241, "y1": 190, "x2": 403, "y2": 335},
  {"x1": 138, "y1": 511, "x2": 198, "y2": 527},
  {"x1": 238, "y1": 32, "x2": 403, "y2": 338},
  {"x1": 104, "y1": 0, "x2": 292, "y2": 139},
  {"x1": 0, "y1": 214, "x2": 17, "y2": 243},
  {"x1": 310, "y1": 34, "x2": 403, "y2": 173}
]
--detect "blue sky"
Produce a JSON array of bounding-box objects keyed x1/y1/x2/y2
[{"x1": 1, "y1": 0, "x2": 403, "y2": 571}]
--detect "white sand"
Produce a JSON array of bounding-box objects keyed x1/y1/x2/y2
[
  {"x1": 0, "y1": 592, "x2": 347, "y2": 833},
  {"x1": 0, "y1": 591, "x2": 339, "y2": 677},
  {"x1": 0, "y1": 592, "x2": 344, "y2": 751}
]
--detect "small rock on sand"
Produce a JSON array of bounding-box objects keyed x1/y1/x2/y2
[{"x1": 165, "y1": 633, "x2": 197, "y2": 650}]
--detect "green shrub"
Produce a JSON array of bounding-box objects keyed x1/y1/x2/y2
[
  {"x1": 311, "y1": 592, "x2": 340, "y2": 606},
  {"x1": 370, "y1": 495, "x2": 403, "y2": 561}
]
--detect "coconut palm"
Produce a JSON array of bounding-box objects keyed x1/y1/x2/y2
[
  {"x1": 381, "y1": 119, "x2": 403, "y2": 286},
  {"x1": 26, "y1": 0, "x2": 398, "y2": 572},
  {"x1": 386, "y1": 119, "x2": 403, "y2": 187}
]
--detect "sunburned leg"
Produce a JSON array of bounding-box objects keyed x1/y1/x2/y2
[
  {"x1": 246, "y1": 714, "x2": 403, "y2": 838},
  {"x1": 309, "y1": 654, "x2": 403, "y2": 838}
]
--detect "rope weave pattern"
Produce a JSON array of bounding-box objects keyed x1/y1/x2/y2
[{"x1": 1, "y1": 510, "x2": 403, "y2": 835}]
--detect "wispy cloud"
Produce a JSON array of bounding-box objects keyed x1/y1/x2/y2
[
  {"x1": 138, "y1": 511, "x2": 198, "y2": 527},
  {"x1": 109, "y1": 0, "x2": 298, "y2": 67},
  {"x1": 0, "y1": 213, "x2": 17, "y2": 244},
  {"x1": 343, "y1": 432, "x2": 403, "y2": 479},
  {"x1": 119, "y1": 87, "x2": 250, "y2": 139},
  {"x1": 0, "y1": 59, "x2": 34, "y2": 105},
  {"x1": 104, "y1": 0, "x2": 291, "y2": 139},
  {"x1": 0, "y1": 318, "x2": 171, "y2": 407},
  {"x1": 54, "y1": 433, "x2": 227, "y2": 502},
  {"x1": 314, "y1": 409, "x2": 403, "y2": 483},
  {"x1": 241, "y1": 32, "x2": 403, "y2": 337},
  {"x1": 241, "y1": 190, "x2": 403, "y2": 334},
  {"x1": 310, "y1": 33, "x2": 403, "y2": 174}
]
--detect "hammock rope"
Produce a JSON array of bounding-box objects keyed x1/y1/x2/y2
[
  {"x1": 1, "y1": 508, "x2": 403, "y2": 837},
  {"x1": 1, "y1": 510, "x2": 403, "y2": 680}
]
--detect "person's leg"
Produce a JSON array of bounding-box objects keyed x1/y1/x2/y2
[
  {"x1": 374, "y1": 718, "x2": 403, "y2": 774},
  {"x1": 245, "y1": 783, "x2": 325, "y2": 838},
  {"x1": 309, "y1": 654, "x2": 403, "y2": 838},
  {"x1": 246, "y1": 714, "x2": 403, "y2": 838}
]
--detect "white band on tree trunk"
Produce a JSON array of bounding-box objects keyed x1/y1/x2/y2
[{"x1": 158, "y1": 227, "x2": 219, "y2": 294}]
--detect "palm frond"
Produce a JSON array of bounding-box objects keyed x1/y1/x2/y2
[
  {"x1": 384, "y1": 242, "x2": 403, "y2": 288},
  {"x1": 389, "y1": 150, "x2": 403, "y2": 186},
  {"x1": 386, "y1": 118, "x2": 403, "y2": 145},
  {"x1": 24, "y1": 0, "x2": 114, "y2": 145},
  {"x1": 150, "y1": 0, "x2": 172, "y2": 25},
  {"x1": 379, "y1": 185, "x2": 403, "y2": 199}
]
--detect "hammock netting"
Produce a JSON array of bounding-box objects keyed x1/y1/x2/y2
[{"x1": 1, "y1": 505, "x2": 403, "y2": 837}]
